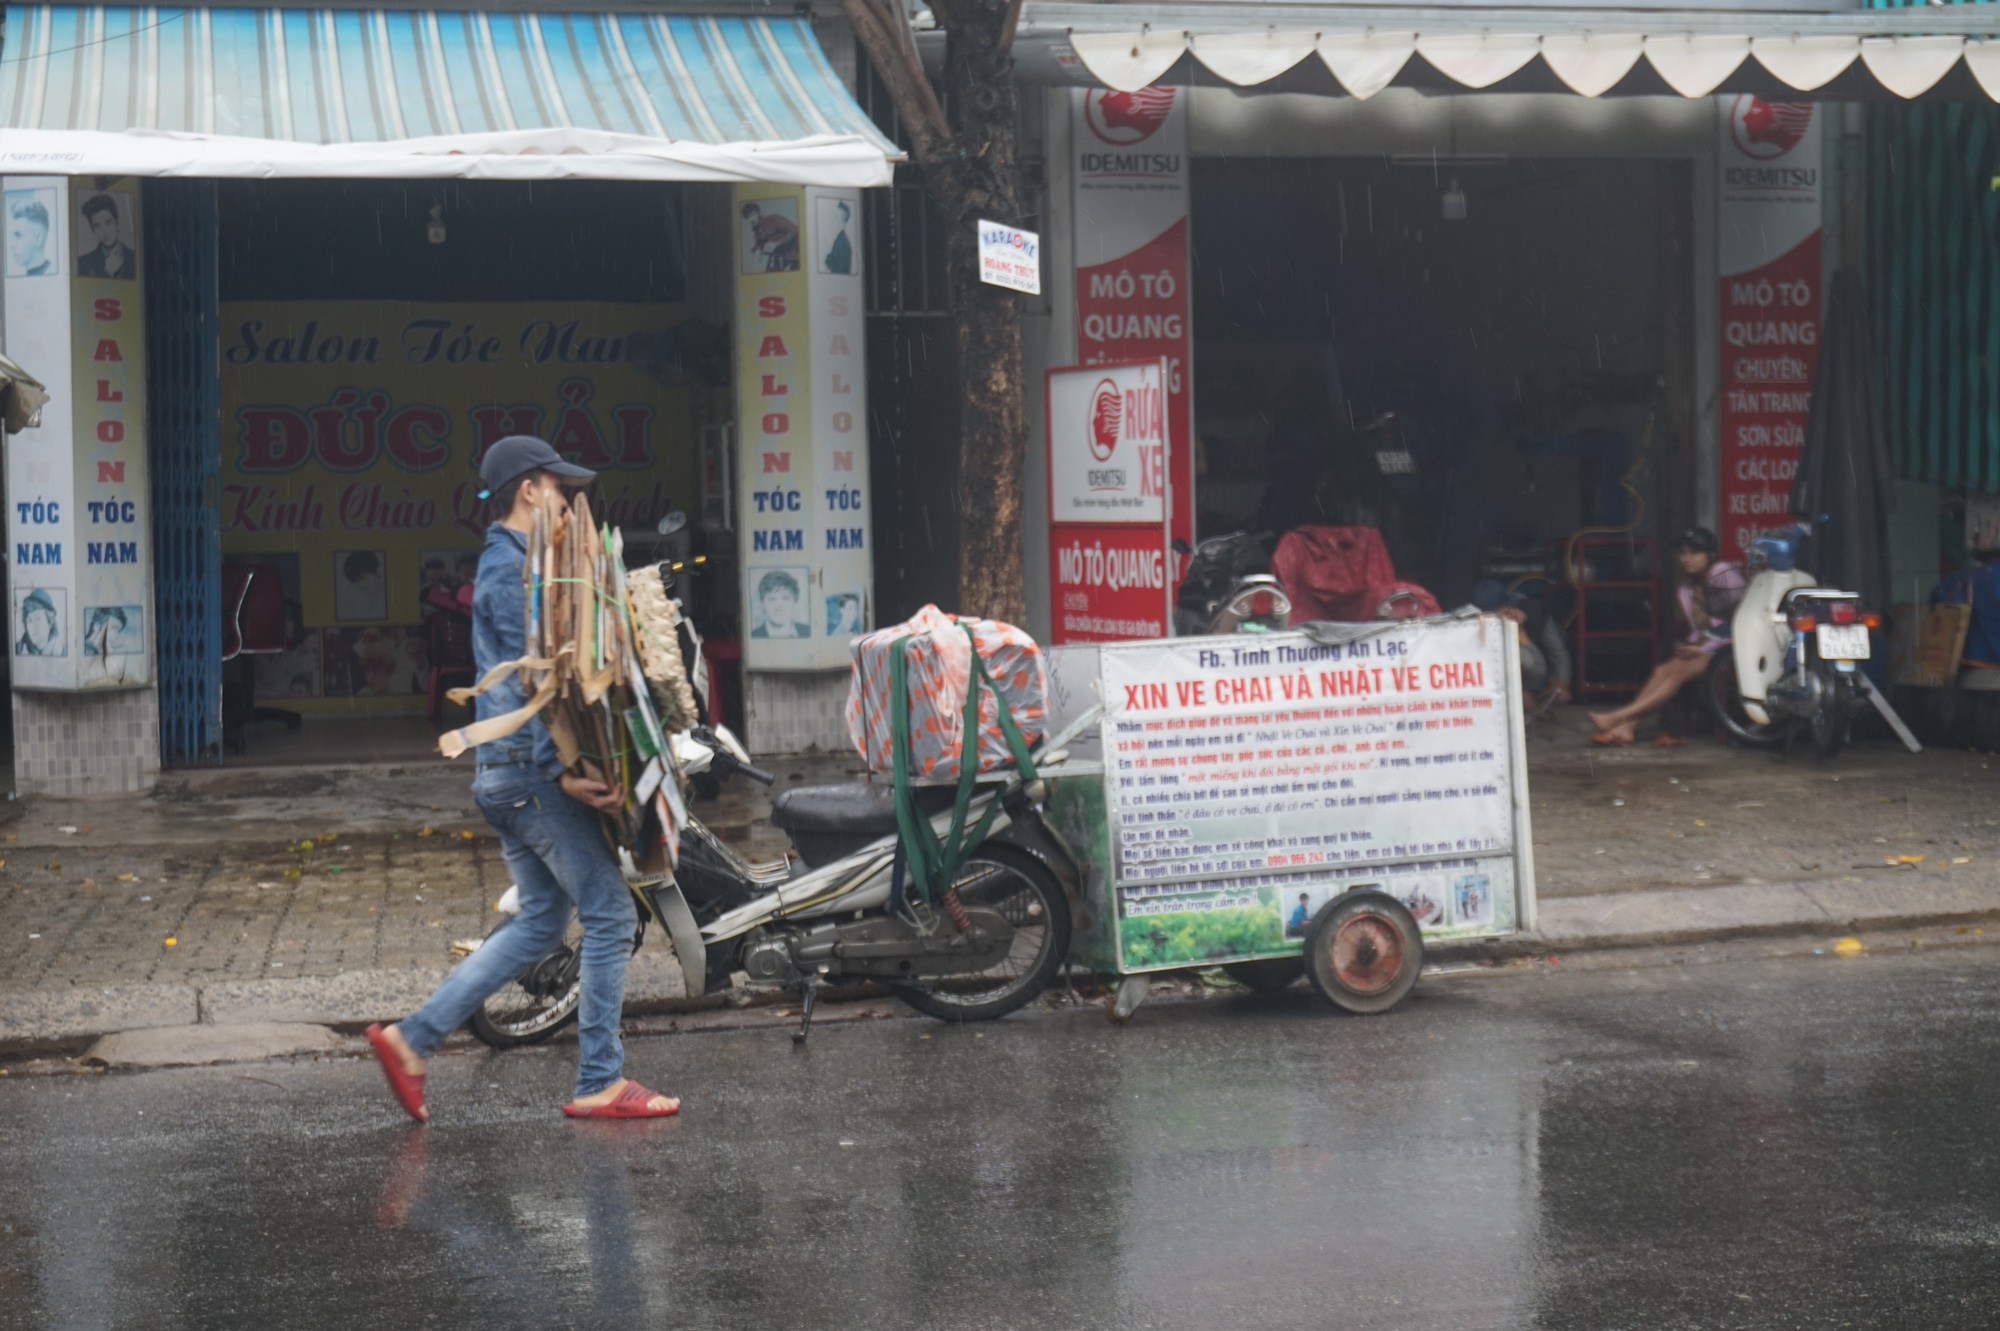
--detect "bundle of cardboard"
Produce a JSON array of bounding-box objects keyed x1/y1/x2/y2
[{"x1": 439, "y1": 489, "x2": 693, "y2": 862}]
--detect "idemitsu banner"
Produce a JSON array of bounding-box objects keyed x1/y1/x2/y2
[
  {"x1": 1717, "y1": 96, "x2": 1823, "y2": 561},
  {"x1": 1072, "y1": 87, "x2": 1193, "y2": 567}
]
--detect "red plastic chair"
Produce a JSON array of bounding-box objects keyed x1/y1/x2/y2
[
  {"x1": 220, "y1": 562, "x2": 301, "y2": 750},
  {"x1": 424, "y1": 608, "x2": 477, "y2": 725}
]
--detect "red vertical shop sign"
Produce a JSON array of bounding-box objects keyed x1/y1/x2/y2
[
  {"x1": 1072, "y1": 87, "x2": 1192, "y2": 572},
  {"x1": 1046, "y1": 360, "x2": 1173, "y2": 642},
  {"x1": 1717, "y1": 96, "x2": 1823, "y2": 562}
]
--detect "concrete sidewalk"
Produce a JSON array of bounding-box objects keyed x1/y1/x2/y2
[{"x1": 4, "y1": 715, "x2": 1999, "y2": 1050}]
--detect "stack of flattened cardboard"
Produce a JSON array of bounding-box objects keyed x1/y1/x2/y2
[{"x1": 438, "y1": 489, "x2": 692, "y2": 862}]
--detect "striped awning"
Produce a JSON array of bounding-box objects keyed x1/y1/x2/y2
[
  {"x1": 0, "y1": 6, "x2": 899, "y2": 185},
  {"x1": 1009, "y1": 3, "x2": 2000, "y2": 100}
]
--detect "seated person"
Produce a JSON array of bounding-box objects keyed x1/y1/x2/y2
[
  {"x1": 1587, "y1": 527, "x2": 1746, "y2": 746},
  {"x1": 1933, "y1": 553, "x2": 2000, "y2": 668},
  {"x1": 419, "y1": 557, "x2": 472, "y2": 621},
  {"x1": 1468, "y1": 579, "x2": 1572, "y2": 704}
]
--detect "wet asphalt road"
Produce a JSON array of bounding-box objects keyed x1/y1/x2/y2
[{"x1": 4, "y1": 948, "x2": 1999, "y2": 1331}]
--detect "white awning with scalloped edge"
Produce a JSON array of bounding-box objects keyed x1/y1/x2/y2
[{"x1": 1046, "y1": 9, "x2": 2000, "y2": 101}]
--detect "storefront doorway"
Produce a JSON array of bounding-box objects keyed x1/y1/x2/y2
[
  {"x1": 1190, "y1": 154, "x2": 1672, "y2": 605},
  {"x1": 209, "y1": 178, "x2": 735, "y2": 764}
]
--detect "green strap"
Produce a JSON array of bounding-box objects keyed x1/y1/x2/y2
[{"x1": 889, "y1": 624, "x2": 1039, "y2": 905}]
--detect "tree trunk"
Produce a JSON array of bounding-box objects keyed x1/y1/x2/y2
[
  {"x1": 842, "y1": 0, "x2": 1029, "y2": 624},
  {"x1": 936, "y1": 0, "x2": 1026, "y2": 623}
]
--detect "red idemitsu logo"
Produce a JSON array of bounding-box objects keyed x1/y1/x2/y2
[
  {"x1": 1085, "y1": 88, "x2": 1175, "y2": 145},
  {"x1": 1089, "y1": 379, "x2": 1122, "y2": 461},
  {"x1": 1729, "y1": 97, "x2": 1813, "y2": 160}
]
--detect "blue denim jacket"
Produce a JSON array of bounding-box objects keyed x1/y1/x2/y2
[{"x1": 473, "y1": 521, "x2": 563, "y2": 778}]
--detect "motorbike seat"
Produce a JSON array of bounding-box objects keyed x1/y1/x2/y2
[
  {"x1": 771, "y1": 783, "x2": 959, "y2": 867},
  {"x1": 772, "y1": 783, "x2": 957, "y2": 837}
]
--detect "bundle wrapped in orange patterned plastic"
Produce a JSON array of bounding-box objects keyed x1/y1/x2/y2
[{"x1": 846, "y1": 605, "x2": 1047, "y2": 780}]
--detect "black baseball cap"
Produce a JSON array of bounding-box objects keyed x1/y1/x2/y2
[{"x1": 478, "y1": 435, "x2": 594, "y2": 498}]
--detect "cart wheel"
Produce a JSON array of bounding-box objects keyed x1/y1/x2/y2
[
  {"x1": 1304, "y1": 891, "x2": 1422, "y2": 1015},
  {"x1": 1223, "y1": 958, "x2": 1305, "y2": 992}
]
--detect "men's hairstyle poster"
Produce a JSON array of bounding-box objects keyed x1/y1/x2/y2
[
  {"x1": 750, "y1": 566, "x2": 810, "y2": 639},
  {"x1": 74, "y1": 189, "x2": 137, "y2": 280},
  {"x1": 739, "y1": 196, "x2": 800, "y2": 275},
  {"x1": 334, "y1": 549, "x2": 388, "y2": 622},
  {"x1": 14, "y1": 587, "x2": 65, "y2": 657},
  {"x1": 814, "y1": 195, "x2": 857, "y2": 277},
  {"x1": 825, "y1": 591, "x2": 863, "y2": 637},
  {"x1": 4, "y1": 186, "x2": 61, "y2": 278}
]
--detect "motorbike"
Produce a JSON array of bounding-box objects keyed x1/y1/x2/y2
[
  {"x1": 461, "y1": 671, "x2": 1097, "y2": 1048},
  {"x1": 1172, "y1": 532, "x2": 1291, "y2": 636},
  {"x1": 1705, "y1": 526, "x2": 1885, "y2": 760}
]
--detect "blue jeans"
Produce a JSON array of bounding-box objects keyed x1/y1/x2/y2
[{"x1": 400, "y1": 766, "x2": 638, "y2": 1098}]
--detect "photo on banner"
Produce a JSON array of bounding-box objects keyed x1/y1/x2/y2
[
  {"x1": 740, "y1": 197, "x2": 800, "y2": 274},
  {"x1": 333, "y1": 549, "x2": 389, "y2": 622},
  {"x1": 4, "y1": 185, "x2": 61, "y2": 277},
  {"x1": 322, "y1": 625, "x2": 427, "y2": 697},
  {"x1": 13, "y1": 587, "x2": 64, "y2": 656},
  {"x1": 814, "y1": 197, "x2": 857, "y2": 276},
  {"x1": 750, "y1": 566, "x2": 811, "y2": 639},
  {"x1": 74, "y1": 189, "x2": 137, "y2": 280},
  {"x1": 80, "y1": 604, "x2": 143, "y2": 686}
]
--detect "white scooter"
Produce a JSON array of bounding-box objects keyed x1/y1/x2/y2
[{"x1": 1706, "y1": 526, "x2": 1920, "y2": 758}]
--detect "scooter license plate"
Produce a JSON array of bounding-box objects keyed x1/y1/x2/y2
[{"x1": 1815, "y1": 623, "x2": 1871, "y2": 660}]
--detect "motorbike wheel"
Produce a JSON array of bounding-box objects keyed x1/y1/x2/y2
[
  {"x1": 1303, "y1": 891, "x2": 1423, "y2": 1015},
  {"x1": 1704, "y1": 652, "x2": 1786, "y2": 750},
  {"x1": 889, "y1": 844, "x2": 1072, "y2": 1023},
  {"x1": 1810, "y1": 674, "x2": 1852, "y2": 760},
  {"x1": 466, "y1": 918, "x2": 582, "y2": 1050},
  {"x1": 1223, "y1": 958, "x2": 1306, "y2": 992}
]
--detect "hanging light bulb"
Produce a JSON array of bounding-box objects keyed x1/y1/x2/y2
[
  {"x1": 1441, "y1": 176, "x2": 1468, "y2": 222},
  {"x1": 426, "y1": 203, "x2": 447, "y2": 245}
]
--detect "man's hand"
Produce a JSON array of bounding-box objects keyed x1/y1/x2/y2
[{"x1": 560, "y1": 774, "x2": 626, "y2": 811}]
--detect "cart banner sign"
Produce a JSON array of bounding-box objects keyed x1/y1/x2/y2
[
  {"x1": 1072, "y1": 86, "x2": 1193, "y2": 566},
  {"x1": 3, "y1": 175, "x2": 152, "y2": 691},
  {"x1": 977, "y1": 220, "x2": 1040, "y2": 294},
  {"x1": 734, "y1": 183, "x2": 872, "y2": 669},
  {"x1": 1717, "y1": 96, "x2": 1823, "y2": 563},
  {"x1": 1098, "y1": 619, "x2": 1525, "y2": 967}
]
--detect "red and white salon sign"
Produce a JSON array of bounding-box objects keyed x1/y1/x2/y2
[
  {"x1": 1717, "y1": 96, "x2": 1823, "y2": 562},
  {"x1": 1046, "y1": 360, "x2": 1172, "y2": 643},
  {"x1": 1071, "y1": 87, "x2": 1193, "y2": 569}
]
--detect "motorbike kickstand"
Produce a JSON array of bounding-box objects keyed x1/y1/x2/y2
[{"x1": 792, "y1": 974, "x2": 820, "y2": 1044}]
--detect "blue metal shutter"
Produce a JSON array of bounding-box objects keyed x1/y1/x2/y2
[{"x1": 143, "y1": 178, "x2": 221, "y2": 767}]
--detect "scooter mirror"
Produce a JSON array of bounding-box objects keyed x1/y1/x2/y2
[
  {"x1": 712, "y1": 723, "x2": 753, "y2": 764},
  {"x1": 657, "y1": 510, "x2": 689, "y2": 536}
]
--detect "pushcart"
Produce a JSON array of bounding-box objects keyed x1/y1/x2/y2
[{"x1": 1038, "y1": 613, "x2": 1537, "y2": 1021}]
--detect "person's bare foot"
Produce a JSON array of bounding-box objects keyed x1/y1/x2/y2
[
  {"x1": 1594, "y1": 721, "x2": 1637, "y2": 744},
  {"x1": 1587, "y1": 709, "x2": 1618, "y2": 732},
  {"x1": 379, "y1": 1022, "x2": 426, "y2": 1079},
  {"x1": 568, "y1": 1079, "x2": 678, "y2": 1114}
]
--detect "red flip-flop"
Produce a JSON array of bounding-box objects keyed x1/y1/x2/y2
[
  {"x1": 563, "y1": 1080, "x2": 680, "y2": 1119},
  {"x1": 1589, "y1": 732, "x2": 1633, "y2": 747},
  {"x1": 1650, "y1": 734, "x2": 1692, "y2": 748},
  {"x1": 366, "y1": 1023, "x2": 428, "y2": 1123}
]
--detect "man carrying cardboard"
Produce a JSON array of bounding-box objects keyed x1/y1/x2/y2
[{"x1": 366, "y1": 436, "x2": 679, "y2": 1121}]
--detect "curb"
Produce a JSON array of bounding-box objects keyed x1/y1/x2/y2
[
  {"x1": 1430, "y1": 875, "x2": 2000, "y2": 962},
  {"x1": 7, "y1": 874, "x2": 1999, "y2": 1056}
]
